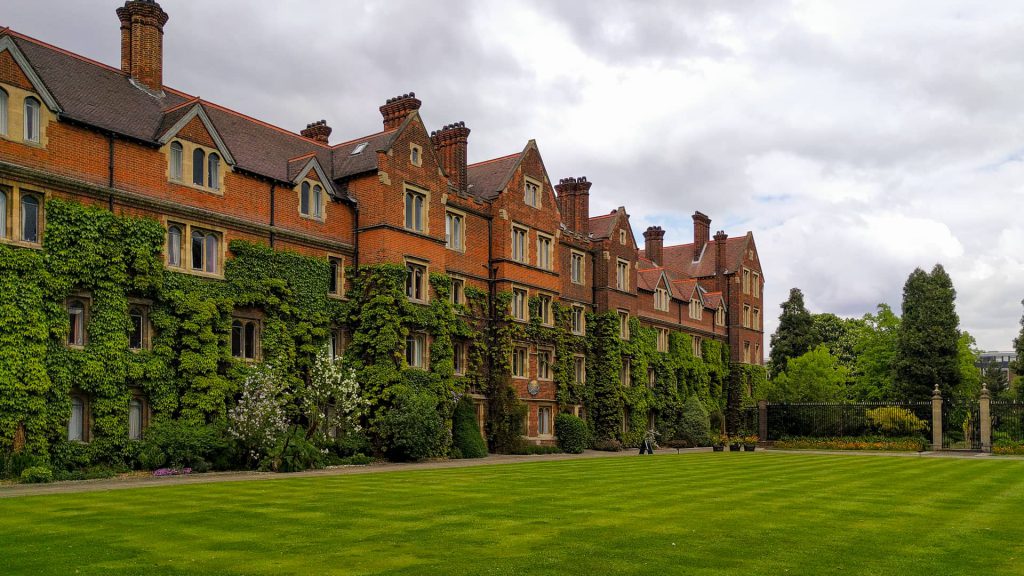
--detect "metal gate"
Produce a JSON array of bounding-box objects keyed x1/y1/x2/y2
[{"x1": 942, "y1": 399, "x2": 981, "y2": 450}]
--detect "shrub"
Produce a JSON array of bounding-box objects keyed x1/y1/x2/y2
[
  {"x1": 2, "y1": 451, "x2": 45, "y2": 480},
  {"x1": 20, "y1": 466, "x2": 53, "y2": 484},
  {"x1": 592, "y1": 438, "x2": 623, "y2": 452},
  {"x1": 377, "y1": 387, "x2": 448, "y2": 462},
  {"x1": 452, "y1": 396, "x2": 487, "y2": 459},
  {"x1": 330, "y1": 454, "x2": 373, "y2": 466},
  {"x1": 488, "y1": 383, "x2": 527, "y2": 454},
  {"x1": 510, "y1": 444, "x2": 562, "y2": 455},
  {"x1": 53, "y1": 466, "x2": 120, "y2": 482},
  {"x1": 268, "y1": 428, "x2": 324, "y2": 473},
  {"x1": 139, "y1": 419, "x2": 228, "y2": 471},
  {"x1": 709, "y1": 410, "x2": 726, "y2": 435},
  {"x1": 229, "y1": 363, "x2": 289, "y2": 466},
  {"x1": 865, "y1": 407, "x2": 928, "y2": 436},
  {"x1": 676, "y1": 396, "x2": 711, "y2": 447},
  {"x1": 555, "y1": 413, "x2": 588, "y2": 454},
  {"x1": 773, "y1": 436, "x2": 927, "y2": 451}
]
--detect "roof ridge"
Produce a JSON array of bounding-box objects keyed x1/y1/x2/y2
[
  {"x1": 288, "y1": 152, "x2": 317, "y2": 162},
  {"x1": 330, "y1": 129, "x2": 391, "y2": 149},
  {"x1": 468, "y1": 152, "x2": 520, "y2": 167},
  {"x1": 162, "y1": 96, "x2": 200, "y2": 115},
  {"x1": 7, "y1": 28, "x2": 126, "y2": 76},
  {"x1": 196, "y1": 99, "x2": 330, "y2": 148}
]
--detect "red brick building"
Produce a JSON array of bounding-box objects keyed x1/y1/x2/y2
[{"x1": 0, "y1": 1, "x2": 764, "y2": 448}]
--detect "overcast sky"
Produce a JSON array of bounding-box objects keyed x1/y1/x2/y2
[{"x1": 6, "y1": 1, "x2": 1024, "y2": 350}]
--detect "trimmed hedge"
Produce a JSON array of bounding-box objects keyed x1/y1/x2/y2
[
  {"x1": 555, "y1": 412, "x2": 588, "y2": 454},
  {"x1": 452, "y1": 396, "x2": 487, "y2": 459}
]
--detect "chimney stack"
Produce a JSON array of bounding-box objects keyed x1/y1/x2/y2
[
  {"x1": 713, "y1": 230, "x2": 728, "y2": 293},
  {"x1": 430, "y1": 122, "x2": 471, "y2": 194},
  {"x1": 554, "y1": 176, "x2": 592, "y2": 235},
  {"x1": 301, "y1": 120, "x2": 332, "y2": 144},
  {"x1": 379, "y1": 93, "x2": 422, "y2": 131},
  {"x1": 692, "y1": 211, "x2": 711, "y2": 258},
  {"x1": 644, "y1": 226, "x2": 665, "y2": 266},
  {"x1": 116, "y1": 0, "x2": 169, "y2": 93}
]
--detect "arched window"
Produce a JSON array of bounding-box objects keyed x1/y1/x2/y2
[
  {"x1": 128, "y1": 306, "x2": 145, "y2": 350},
  {"x1": 208, "y1": 153, "x2": 220, "y2": 190},
  {"x1": 167, "y1": 225, "x2": 182, "y2": 267},
  {"x1": 68, "y1": 396, "x2": 85, "y2": 442},
  {"x1": 204, "y1": 232, "x2": 218, "y2": 272},
  {"x1": 128, "y1": 398, "x2": 144, "y2": 441},
  {"x1": 244, "y1": 321, "x2": 257, "y2": 359},
  {"x1": 231, "y1": 318, "x2": 259, "y2": 360},
  {"x1": 68, "y1": 299, "x2": 86, "y2": 347},
  {"x1": 24, "y1": 97, "x2": 40, "y2": 143},
  {"x1": 169, "y1": 141, "x2": 183, "y2": 181},
  {"x1": 0, "y1": 88, "x2": 7, "y2": 137},
  {"x1": 0, "y1": 189, "x2": 6, "y2": 239},
  {"x1": 190, "y1": 228, "x2": 220, "y2": 274},
  {"x1": 300, "y1": 181, "x2": 311, "y2": 215},
  {"x1": 313, "y1": 185, "x2": 323, "y2": 217},
  {"x1": 21, "y1": 194, "x2": 40, "y2": 243},
  {"x1": 191, "y1": 230, "x2": 204, "y2": 271},
  {"x1": 192, "y1": 148, "x2": 205, "y2": 186}
]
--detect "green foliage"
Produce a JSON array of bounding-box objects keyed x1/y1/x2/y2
[
  {"x1": 139, "y1": 419, "x2": 230, "y2": 470},
  {"x1": 554, "y1": 412, "x2": 588, "y2": 454},
  {"x1": 864, "y1": 407, "x2": 928, "y2": 437},
  {"x1": 850, "y1": 304, "x2": 901, "y2": 401},
  {"x1": 895, "y1": 265, "x2": 961, "y2": 401},
  {"x1": 812, "y1": 313, "x2": 864, "y2": 371},
  {"x1": 955, "y1": 332, "x2": 982, "y2": 402},
  {"x1": 675, "y1": 395, "x2": 711, "y2": 447},
  {"x1": 19, "y1": 465, "x2": 53, "y2": 484},
  {"x1": 377, "y1": 387, "x2": 448, "y2": 462},
  {"x1": 768, "y1": 345, "x2": 849, "y2": 402},
  {"x1": 1013, "y1": 300, "x2": 1024, "y2": 378},
  {"x1": 769, "y1": 288, "x2": 817, "y2": 376},
  {"x1": 268, "y1": 427, "x2": 324, "y2": 472},
  {"x1": 452, "y1": 396, "x2": 487, "y2": 459}
]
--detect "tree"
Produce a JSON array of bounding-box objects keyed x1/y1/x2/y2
[
  {"x1": 813, "y1": 313, "x2": 865, "y2": 371},
  {"x1": 981, "y1": 360, "x2": 1009, "y2": 399},
  {"x1": 894, "y1": 265, "x2": 961, "y2": 401},
  {"x1": 1012, "y1": 300, "x2": 1024, "y2": 391},
  {"x1": 954, "y1": 331, "x2": 982, "y2": 402},
  {"x1": 769, "y1": 288, "x2": 817, "y2": 376},
  {"x1": 849, "y1": 304, "x2": 901, "y2": 401},
  {"x1": 767, "y1": 345, "x2": 849, "y2": 403}
]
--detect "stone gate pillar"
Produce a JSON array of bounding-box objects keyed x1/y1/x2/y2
[
  {"x1": 980, "y1": 384, "x2": 992, "y2": 453},
  {"x1": 932, "y1": 384, "x2": 943, "y2": 451},
  {"x1": 758, "y1": 400, "x2": 768, "y2": 445}
]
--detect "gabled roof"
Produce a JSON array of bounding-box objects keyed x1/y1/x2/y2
[
  {"x1": 288, "y1": 156, "x2": 341, "y2": 200},
  {"x1": 637, "y1": 268, "x2": 673, "y2": 295},
  {"x1": 332, "y1": 130, "x2": 398, "y2": 180},
  {"x1": 652, "y1": 233, "x2": 754, "y2": 279},
  {"x1": 157, "y1": 103, "x2": 236, "y2": 166},
  {"x1": 0, "y1": 35, "x2": 61, "y2": 112},
  {"x1": 467, "y1": 152, "x2": 520, "y2": 201},
  {"x1": 588, "y1": 212, "x2": 618, "y2": 239},
  {"x1": 703, "y1": 291, "x2": 724, "y2": 310},
  {"x1": 671, "y1": 279, "x2": 699, "y2": 302}
]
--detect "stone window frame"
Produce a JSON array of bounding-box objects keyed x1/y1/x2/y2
[
  {"x1": 716, "y1": 305, "x2": 726, "y2": 326},
  {"x1": 511, "y1": 286, "x2": 529, "y2": 322},
  {"x1": 654, "y1": 287, "x2": 670, "y2": 312},
  {"x1": 445, "y1": 208, "x2": 466, "y2": 252},
  {"x1": 231, "y1": 311, "x2": 263, "y2": 362},
  {"x1": 752, "y1": 271, "x2": 760, "y2": 298},
  {"x1": 329, "y1": 327, "x2": 349, "y2": 361},
  {"x1": 537, "y1": 405, "x2": 554, "y2": 437},
  {"x1": 523, "y1": 176, "x2": 542, "y2": 209},
  {"x1": 535, "y1": 232, "x2": 554, "y2": 271},
  {"x1": 406, "y1": 332, "x2": 429, "y2": 370},
  {"x1": 616, "y1": 258, "x2": 630, "y2": 291},
  {"x1": 689, "y1": 298, "x2": 703, "y2": 320},
  {"x1": 573, "y1": 354, "x2": 586, "y2": 386},
  {"x1": 450, "y1": 276, "x2": 465, "y2": 306},
  {"x1": 511, "y1": 223, "x2": 530, "y2": 264},
  {"x1": 128, "y1": 391, "x2": 150, "y2": 442},
  {"x1": 164, "y1": 139, "x2": 227, "y2": 196},
  {"x1": 619, "y1": 229, "x2": 628, "y2": 246},
  {"x1": 511, "y1": 344, "x2": 529, "y2": 378},
  {"x1": 537, "y1": 347, "x2": 554, "y2": 381},
  {"x1": 743, "y1": 304, "x2": 752, "y2": 328},
  {"x1": 742, "y1": 268, "x2": 751, "y2": 295},
  {"x1": 618, "y1": 309, "x2": 630, "y2": 341},
  {"x1": 68, "y1": 391, "x2": 92, "y2": 443},
  {"x1": 753, "y1": 307, "x2": 760, "y2": 331},
  {"x1": 453, "y1": 340, "x2": 467, "y2": 376},
  {"x1": 403, "y1": 184, "x2": 429, "y2": 234},
  {"x1": 692, "y1": 335, "x2": 703, "y2": 358},
  {"x1": 328, "y1": 255, "x2": 346, "y2": 299},
  {"x1": 570, "y1": 250, "x2": 585, "y2": 285},
  {"x1": 657, "y1": 328, "x2": 669, "y2": 353},
  {"x1": 620, "y1": 357, "x2": 632, "y2": 388},
  {"x1": 23, "y1": 95, "x2": 40, "y2": 143},
  {"x1": 410, "y1": 143, "x2": 423, "y2": 167},
  {"x1": 405, "y1": 258, "x2": 429, "y2": 304},
  {"x1": 570, "y1": 304, "x2": 586, "y2": 336},
  {"x1": 0, "y1": 87, "x2": 6, "y2": 137},
  {"x1": 163, "y1": 219, "x2": 227, "y2": 279},
  {"x1": 297, "y1": 179, "x2": 327, "y2": 222},
  {"x1": 0, "y1": 82, "x2": 53, "y2": 148},
  {"x1": 0, "y1": 183, "x2": 47, "y2": 248},
  {"x1": 127, "y1": 298, "x2": 153, "y2": 352},
  {"x1": 66, "y1": 294, "x2": 91, "y2": 349},
  {"x1": 535, "y1": 293, "x2": 554, "y2": 326}
]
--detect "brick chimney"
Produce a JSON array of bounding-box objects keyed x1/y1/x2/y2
[
  {"x1": 117, "y1": 0, "x2": 169, "y2": 93},
  {"x1": 380, "y1": 93, "x2": 422, "y2": 131},
  {"x1": 644, "y1": 226, "x2": 665, "y2": 266},
  {"x1": 692, "y1": 211, "x2": 711, "y2": 259},
  {"x1": 554, "y1": 176, "x2": 592, "y2": 235},
  {"x1": 301, "y1": 120, "x2": 332, "y2": 144},
  {"x1": 714, "y1": 230, "x2": 729, "y2": 293},
  {"x1": 430, "y1": 122, "x2": 471, "y2": 194}
]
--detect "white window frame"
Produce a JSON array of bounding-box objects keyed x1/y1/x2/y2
[
  {"x1": 24, "y1": 96, "x2": 41, "y2": 143},
  {"x1": 406, "y1": 333, "x2": 427, "y2": 369},
  {"x1": 189, "y1": 227, "x2": 222, "y2": 276}
]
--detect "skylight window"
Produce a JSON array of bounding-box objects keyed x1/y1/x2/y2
[{"x1": 351, "y1": 142, "x2": 369, "y2": 155}]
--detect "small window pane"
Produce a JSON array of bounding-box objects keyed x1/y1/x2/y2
[
  {"x1": 0, "y1": 89, "x2": 7, "y2": 136},
  {"x1": 313, "y1": 185, "x2": 322, "y2": 217},
  {"x1": 129, "y1": 307, "x2": 144, "y2": 350},
  {"x1": 167, "y1": 226, "x2": 182, "y2": 267},
  {"x1": 68, "y1": 397, "x2": 84, "y2": 441},
  {"x1": 25, "y1": 97, "x2": 40, "y2": 142},
  {"x1": 244, "y1": 321, "x2": 257, "y2": 359},
  {"x1": 231, "y1": 320, "x2": 243, "y2": 358},
  {"x1": 191, "y1": 231, "x2": 204, "y2": 271},
  {"x1": 0, "y1": 189, "x2": 6, "y2": 238},
  {"x1": 301, "y1": 182, "x2": 310, "y2": 215},
  {"x1": 193, "y1": 148, "x2": 205, "y2": 186},
  {"x1": 329, "y1": 259, "x2": 339, "y2": 294},
  {"x1": 68, "y1": 300, "x2": 85, "y2": 346},
  {"x1": 21, "y1": 195, "x2": 39, "y2": 243},
  {"x1": 129, "y1": 399, "x2": 143, "y2": 440},
  {"x1": 205, "y1": 233, "x2": 218, "y2": 273},
  {"x1": 169, "y1": 142, "x2": 183, "y2": 181},
  {"x1": 208, "y1": 153, "x2": 220, "y2": 190}
]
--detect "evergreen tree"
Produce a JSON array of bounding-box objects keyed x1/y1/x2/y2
[
  {"x1": 769, "y1": 288, "x2": 817, "y2": 376},
  {"x1": 894, "y1": 265, "x2": 961, "y2": 401}
]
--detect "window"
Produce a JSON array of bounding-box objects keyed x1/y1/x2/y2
[
  {"x1": 406, "y1": 262, "x2": 427, "y2": 302},
  {"x1": 453, "y1": 341, "x2": 466, "y2": 375},
  {"x1": 190, "y1": 229, "x2": 220, "y2": 274},
  {"x1": 410, "y1": 144, "x2": 422, "y2": 166},
  {"x1": 406, "y1": 333, "x2": 427, "y2": 369},
  {"x1": 648, "y1": 368, "x2": 656, "y2": 389},
  {"x1": 716, "y1": 306, "x2": 726, "y2": 326},
  {"x1": 618, "y1": 310, "x2": 630, "y2": 340},
  {"x1": 128, "y1": 305, "x2": 149, "y2": 351},
  {"x1": 0, "y1": 88, "x2": 6, "y2": 136},
  {"x1": 67, "y1": 299, "x2": 87, "y2": 347},
  {"x1": 619, "y1": 229, "x2": 627, "y2": 245},
  {"x1": 571, "y1": 305, "x2": 585, "y2": 335},
  {"x1": 511, "y1": 288, "x2": 528, "y2": 321},
  {"x1": 68, "y1": 395, "x2": 87, "y2": 442},
  {"x1": 536, "y1": 234, "x2": 553, "y2": 270},
  {"x1": 573, "y1": 356, "x2": 586, "y2": 385},
  {"x1": 328, "y1": 257, "x2": 344, "y2": 297},
  {"x1": 616, "y1": 259, "x2": 629, "y2": 291},
  {"x1": 129, "y1": 397, "x2": 146, "y2": 441},
  {"x1": 192, "y1": 148, "x2": 205, "y2": 186},
  {"x1": 232, "y1": 318, "x2": 260, "y2": 360},
  {"x1": 24, "y1": 97, "x2": 40, "y2": 143},
  {"x1": 301, "y1": 182, "x2": 311, "y2": 216},
  {"x1": 743, "y1": 341, "x2": 751, "y2": 364},
  {"x1": 538, "y1": 406, "x2": 552, "y2": 436},
  {"x1": 511, "y1": 226, "x2": 528, "y2": 263},
  {"x1": 752, "y1": 272, "x2": 760, "y2": 298},
  {"x1": 620, "y1": 358, "x2": 631, "y2": 387},
  {"x1": 524, "y1": 180, "x2": 540, "y2": 208},
  {"x1": 743, "y1": 269, "x2": 751, "y2": 295},
  {"x1": 169, "y1": 141, "x2": 183, "y2": 181},
  {"x1": 405, "y1": 189, "x2": 425, "y2": 232},
  {"x1": 692, "y1": 336, "x2": 703, "y2": 358},
  {"x1": 743, "y1": 305, "x2": 751, "y2": 328},
  {"x1": 753, "y1": 308, "x2": 760, "y2": 330},
  {"x1": 655, "y1": 288, "x2": 669, "y2": 312},
  {"x1": 450, "y1": 277, "x2": 465, "y2": 306},
  {"x1": 570, "y1": 251, "x2": 585, "y2": 284},
  {"x1": 755, "y1": 343, "x2": 761, "y2": 365},
  {"x1": 536, "y1": 294, "x2": 553, "y2": 325},
  {"x1": 207, "y1": 153, "x2": 221, "y2": 190},
  {"x1": 0, "y1": 188, "x2": 6, "y2": 239},
  {"x1": 538, "y1": 349, "x2": 553, "y2": 380},
  {"x1": 512, "y1": 346, "x2": 528, "y2": 378},
  {"x1": 657, "y1": 328, "x2": 669, "y2": 353},
  {"x1": 446, "y1": 211, "x2": 464, "y2": 251},
  {"x1": 330, "y1": 329, "x2": 347, "y2": 360},
  {"x1": 312, "y1": 185, "x2": 322, "y2": 218},
  {"x1": 166, "y1": 224, "x2": 183, "y2": 267},
  {"x1": 20, "y1": 194, "x2": 40, "y2": 243},
  {"x1": 689, "y1": 298, "x2": 702, "y2": 320}
]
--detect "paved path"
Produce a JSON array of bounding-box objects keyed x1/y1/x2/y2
[{"x1": 3, "y1": 446, "x2": 1021, "y2": 499}]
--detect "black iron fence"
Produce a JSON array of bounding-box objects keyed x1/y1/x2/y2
[
  {"x1": 992, "y1": 402, "x2": 1024, "y2": 443},
  {"x1": 764, "y1": 402, "x2": 932, "y2": 442}
]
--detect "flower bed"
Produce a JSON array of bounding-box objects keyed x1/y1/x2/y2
[
  {"x1": 992, "y1": 441, "x2": 1024, "y2": 455},
  {"x1": 153, "y1": 467, "x2": 192, "y2": 477},
  {"x1": 771, "y1": 436, "x2": 928, "y2": 452}
]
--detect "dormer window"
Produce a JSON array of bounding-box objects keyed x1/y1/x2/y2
[
  {"x1": 299, "y1": 181, "x2": 324, "y2": 219},
  {"x1": 716, "y1": 306, "x2": 726, "y2": 326},
  {"x1": 24, "y1": 97, "x2": 40, "y2": 143},
  {"x1": 654, "y1": 287, "x2": 669, "y2": 312},
  {"x1": 524, "y1": 179, "x2": 541, "y2": 208},
  {"x1": 689, "y1": 298, "x2": 702, "y2": 320},
  {"x1": 192, "y1": 148, "x2": 205, "y2": 186},
  {"x1": 207, "y1": 153, "x2": 221, "y2": 190},
  {"x1": 169, "y1": 141, "x2": 183, "y2": 181}
]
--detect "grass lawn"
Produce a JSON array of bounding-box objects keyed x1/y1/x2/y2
[{"x1": 2, "y1": 452, "x2": 1024, "y2": 575}]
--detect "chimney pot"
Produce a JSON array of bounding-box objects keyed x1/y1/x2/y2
[
  {"x1": 380, "y1": 92, "x2": 422, "y2": 130},
  {"x1": 431, "y1": 121, "x2": 471, "y2": 194},
  {"x1": 117, "y1": 0, "x2": 169, "y2": 93},
  {"x1": 644, "y1": 226, "x2": 666, "y2": 266},
  {"x1": 693, "y1": 211, "x2": 711, "y2": 258},
  {"x1": 300, "y1": 120, "x2": 332, "y2": 144},
  {"x1": 555, "y1": 176, "x2": 592, "y2": 235}
]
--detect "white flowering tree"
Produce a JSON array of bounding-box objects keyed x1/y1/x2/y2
[
  {"x1": 302, "y1": 344, "x2": 366, "y2": 446},
  {"x1": 228, "y1": 362, "x2": 288, "y2": 466}
]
